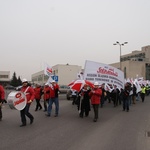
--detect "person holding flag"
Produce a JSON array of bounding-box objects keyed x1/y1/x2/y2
[{"x1": 46, "y1": 80, "x2": 60, "y2": 117}]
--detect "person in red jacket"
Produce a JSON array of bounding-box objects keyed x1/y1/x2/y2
[
  {"x1": 46, "y1": 80, "x2": 59, "y2": 117},
  {"x1": 43, "y1": 83, "x2": 50, "y2": 112},
  {"x1": 20, "y1": 79, "x2": 35, "y2": 127},
  {"x1": 0, "y1": 84, "x2": 5, "y2": 121},
  {"x1": 89, "y1": 82, "x2": 102, "y2": 122},
  {"x1": 34, "y1": 83, "x2": 42, "y2": 111}
]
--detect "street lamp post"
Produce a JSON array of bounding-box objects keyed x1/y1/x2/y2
[{"x1": 113, "y1": 41, "x2": 128, "y2": 70}]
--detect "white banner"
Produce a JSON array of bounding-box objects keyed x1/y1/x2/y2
[
  {"x1": 134, "y1": 79, "x2": 142, "y2": 93},
  {"x1": 83, "y1": 60, "x2": 124, "y2": 89},
  {"x1": 44, "y1": 63, "x2": 53, "y2": 77}
]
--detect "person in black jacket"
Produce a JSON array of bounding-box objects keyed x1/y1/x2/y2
[
  {"x1": 78, "y1": 84, "x2": 91, "y2": 118},
  {"x1": 110, "y1": 85, "x2": 120, "y2": 107},
  {"x1": 100, "y1": 83, "x2": 106, "y2": 108},
  {"x1": 122, "y1": 83, "x2": 131, "y2": 112},
  {"x1": 132, "y1": 84, "x2": 137, "y2": 104}
]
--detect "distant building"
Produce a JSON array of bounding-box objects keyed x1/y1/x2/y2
[
  {"x1": 110, "y1": 45, "x2": 150, "y2": 80},
  {"x1": 2, "y1": 46, "x2": 150, "y2": 84},
  {"x1": 31, "y1": 64, "x2": 82, "y2": 86},
  {"x1": 31, "y1": 70, "x2": 48, "y2": 85},
  {"x1": 0, "y1": 71, "x2": 10, "y2": 86}
]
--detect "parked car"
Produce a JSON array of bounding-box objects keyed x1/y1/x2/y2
[
  {"x1": 5, "y1": 85, "x2": 15, "y2": 90},
  {"x1": 15, "y1": 85, "x2": 22, "y2": 91},
  {"x1": 59, "y1": 85, "x2": 70, "y2": 94},
  {"x1": 66, "y1": 89, "x2": 78, "y2": 100}
]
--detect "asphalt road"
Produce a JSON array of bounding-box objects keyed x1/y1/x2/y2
[{"x1": 1, "y1": 91, "x2": 150, "y2": 150}]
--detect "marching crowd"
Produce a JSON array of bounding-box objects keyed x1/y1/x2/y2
[
  {"x1": 0, "y1": 78, "x2": 60, "y2": 127},
  {"x1": 71, "y1": 81, "x2": 149, "y2": 122},
  {"x1": 0, "y1": 79, "x2": 149, "y2": 126}
]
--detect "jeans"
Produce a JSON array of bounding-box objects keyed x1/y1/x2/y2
[
  {"x1": 136, "y1": 93, "x2": 140, "y2": 101},
  {"x1": 123, "y1": 97, "x2": 129, "y2": 111},
  {"x1": 129, "y1": 95, "x2": 132, "y2": 105},
  {"x1": 47, "y1": 97, "x2": 59, "y2": 115}
]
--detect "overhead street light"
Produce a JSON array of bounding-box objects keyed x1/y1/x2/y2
[{"x1": 113, "y1": 41, "x2": 128, "y2": 70}]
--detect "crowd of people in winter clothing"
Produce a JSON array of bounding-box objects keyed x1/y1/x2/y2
[
  {"x1": 0, "y1": 78, "x2": 60, "y2": 127},
  {"x1": 71, "y1": 81, "x2": 150, "y2": 122},
  {"x1": 0, "y1": 79, "x2": 149, "y2": 125}
]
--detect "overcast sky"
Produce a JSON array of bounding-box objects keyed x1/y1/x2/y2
[{"x1": 0, "y1": 0, "x2": 150, "y2": 80}]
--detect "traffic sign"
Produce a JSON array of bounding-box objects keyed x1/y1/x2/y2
[{"x1": 51, "y1": 76, "x2": 58, "y2": 82}]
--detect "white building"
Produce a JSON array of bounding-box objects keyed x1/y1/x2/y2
[
  {"x1": 31, "y1": 64, "x2": 82, "y2": 86},
  {"x1": 0, "y1": 71, "x2": 10, "y2": 85}
]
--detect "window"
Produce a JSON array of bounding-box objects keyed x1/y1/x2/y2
[{"x1": 0, "y1": 75, "x2": 8, "y2": 79}]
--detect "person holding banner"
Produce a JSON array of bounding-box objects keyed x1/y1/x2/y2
[
  {"x1": 0, "y1": 84, "x2": 5, "y2": 121},
  {"x1": 100, "y1": 83, "x2": 106, "y2": 108},
  {"x1": 78, "y1": 84, "x2": 91, "y2": 118},
  {"x1": 20, "y1": 79, "x2": 35, "y2": 127},
  {"x1": 89, "y1": 82, "x2": 102, "y2": 122},
  {"x1": 46, "y1": 80, "x2": 60, "y2": 117}
]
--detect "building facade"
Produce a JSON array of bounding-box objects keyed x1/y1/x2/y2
[
  {"x1": 31, "y1": 64, "x2": 82, "y2": 86},
  {"x1": 0, "y1": 71, "x2": 10, "y2": 86},
  {"x1": 110, "y1": 45, "x2": 150, "y2": 80}
]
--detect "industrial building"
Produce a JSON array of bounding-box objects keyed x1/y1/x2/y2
[{"x1": 110, "y1": 45, "x2": 150, "y2": 80}]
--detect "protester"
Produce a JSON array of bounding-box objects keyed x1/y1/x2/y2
[
  {"x1": 132, "y1": 84, "x2": 137, "y2": 104},
  {"x1": 43, "y1": 83, "x2": 50, "y2": 112},
  {"x1": 0, "y1": 84, "x2": 5, "y2": 121},
  {"x1": 100, "y1": 83, "x2": 106, "y2": 108},
  {"x1": 34, "y1": 83, "x2": 43, "y2": 111},
  {"x1": 46, "y1": 80, "x2": 60, "y2": 117},
  {"x1": 145, "y1": 84, "x2": 150, "y2": 96},
  {"x1": 71, "y1": 90, "x2": 77, "y2": 105},
  {"x1": 110, "y1": 85, "x2": 120, "y2": 107},
  {"x1": 78, "y1": 84, "x2": 91, "y2": 118},
  {"x1": 20, "y1": 79, "x2": 35, "y2": 127},
  {"x1": 89, "y1": 82, "x2": 102, "y2": 122},
  {"x1": 122, "y1": 83, "x2": 131, "y2": 112},
  {"x1": 140, "y1": 84, "x2": 146, "y2": 102}
]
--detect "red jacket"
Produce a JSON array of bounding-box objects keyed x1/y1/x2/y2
[
  {"x1": 21, "y1": 86, "x2": 35, "y2": 103},
  {"x1": 50, "y1": 84, "x2": 59, "y2": 98},
  {"x1": 0, "y1": 85, "x2": 5, "y2": 100},
  {"x1": 89, "y1": 88, "x2": 102, "y2": 104},
  {"x1": 34, "y1": 87, "x2": 42, "y2": 99},
  {"x1": 43, "y1": 86, "x2": 50, "y2": 100}
]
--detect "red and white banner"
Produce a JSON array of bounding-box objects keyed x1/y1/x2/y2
[
  {"x1": 44, "y1": 63, "x2": 53, "y2": 77},
  {"x1": 83, "y1": 60, "x2": 124, "y2": 89}
]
